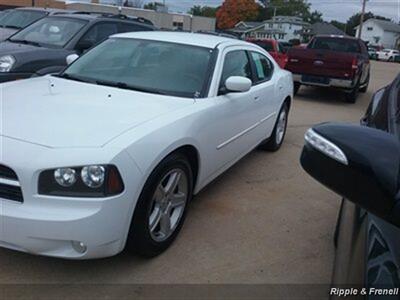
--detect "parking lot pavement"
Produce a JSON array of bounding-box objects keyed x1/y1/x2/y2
[{"x1": 0, "y1": 61, "x2": 398, "y2": 286}]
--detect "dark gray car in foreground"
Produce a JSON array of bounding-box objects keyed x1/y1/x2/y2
[
  {"x1": 301, "y1": 73, "x2": 400, "y2": 296},
  {"x1": 0, "y1": 12, "x2": 154, "y2": 82}
]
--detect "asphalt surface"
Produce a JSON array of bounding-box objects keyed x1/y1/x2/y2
[{"x1": 0, "y1": 61, "x2": 398, "y2": 289}]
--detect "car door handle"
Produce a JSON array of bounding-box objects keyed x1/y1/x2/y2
[
  {"x1": 254, "y1": 96, "x2": 260, "y2": 101},
  {"x1": 279, "y1": 86, "x2": 283, "y2": 90}
]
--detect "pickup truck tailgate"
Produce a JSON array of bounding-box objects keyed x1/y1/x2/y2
[{"x1": 286, "y1": 48, "x2": 356, "y2": 79}]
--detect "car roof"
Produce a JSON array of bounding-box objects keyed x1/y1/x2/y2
[
  {"x1": 112, "y1": 31, "x2": 248, "y2": 48},
  {"x1": 47, "y1": 12, "x2": 153, "y2": 26},
  {"x1": 315, "y1": 34, "x2": 360, "y2": 41},
  {"x1": 15, "y1": 7, "x2": 68, "y2": 14}
]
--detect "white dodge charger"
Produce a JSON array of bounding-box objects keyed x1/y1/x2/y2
[{"x1": 0, "y1": 32, "x2": 293, "y2": 259}]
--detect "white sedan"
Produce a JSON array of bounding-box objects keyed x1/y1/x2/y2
[
  {"x1": 0, "y1": 32, "x2": 293, "y2": 259},
  {"x1": 377, "y1": 49, "x2": 400, "y2": 61}
]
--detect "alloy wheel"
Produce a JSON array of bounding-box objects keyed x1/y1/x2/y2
[{"x1": 148, "y1": 168, "x2": 188, "y2": 242}]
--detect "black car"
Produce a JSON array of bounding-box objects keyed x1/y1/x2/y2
[
  {"x1": 300, "y1": 74, "x2": 400, "y2": 296},
  {"x1": 0, "y1": 7, "x2": 68, "y2": 41},
  {"x1": 0, "y1": 12, "x2": 154, "y2": 82}
]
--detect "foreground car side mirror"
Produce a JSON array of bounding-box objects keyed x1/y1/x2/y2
[
  {"x1": 300, "y1": 123, "x2": 400, "y2": 227},
  {"x1": 223, "y1": 76, "x2": 252, "y2": 94},
  {"x1": 66, "y1": 54, "x2": 79, "y2": 65}
]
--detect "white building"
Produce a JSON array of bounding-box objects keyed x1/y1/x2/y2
[
  {"x1": 355, "y1": 18, "x2": 400, "y2": 49},
  {"x1": 242, "y1": 16, "x2": 309, "y2": 42}
]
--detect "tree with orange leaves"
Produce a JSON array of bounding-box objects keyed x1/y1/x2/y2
[{"x1": 216, "y1": 0, "x2": 260, "y2": 30}]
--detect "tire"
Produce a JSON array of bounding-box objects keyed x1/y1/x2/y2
[
  {"x1": 126, "y1": 152, "x2": 193, "y2": 258},
  {"x1": 359, "y1": 73, "x2": 369, "y2": 93},
  {"x1": 259, "y1": 102, "x2": 289, "y2": 152},
  {"x1": 345, "y1": 80, "x2": 360, "y2": 104},
  {"x1": 389, "y1": 56, "x2": 394, "y2": 62},
  {"x1": 293, "y1": 82, "x2": 301, "y2": 95}
]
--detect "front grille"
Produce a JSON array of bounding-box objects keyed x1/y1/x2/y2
[
  {"x1": 0, "y1": 164, "x2": 18, "y2": 180},
  {"x1": 0, "y1": 165, "x2": 23, "y2": 202},
  {"x1": 0, "y1": 183, "x2": 23, "y2": 202}
]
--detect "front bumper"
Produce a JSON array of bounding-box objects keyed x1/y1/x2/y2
[
  {"x1": 0, "y1": 137, "x2": 143, "y2": 259},
  {"x1": 0, "y1": 72, "x2": 33, "y2": 83},
  {"x1": 292, "y1": 74, "x2": 354, "y2": 89}
]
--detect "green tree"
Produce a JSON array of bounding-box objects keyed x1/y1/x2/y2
[
  {"x1": 188, "y1": 5, "x2": 219, "y2": 18},
  {"x1": 330, "y1": 20, "x2": 347, "y2": 33},
  {"x1": 345, "y1": 12, "x2": 390, "y2": 36}
]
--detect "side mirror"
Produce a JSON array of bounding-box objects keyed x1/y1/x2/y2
[
  {"x1": 300, "y1": 123, "x2": 400, "y2": 227},
  {"x1": 223, "y1": 76, "x2": 252, "y2": 94},
  {"x1": 76, "y1": 40, "x2": 94, "y2": 52},
  {"x1": 66, "y1": 54, "x2": 79, "y2": 65}
]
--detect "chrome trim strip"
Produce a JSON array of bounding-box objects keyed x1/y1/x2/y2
[
  {"x1": 0, "y1": 177, "x2": 20, "y2": 187},
  {"x1": 217, "y1": 112, "x2": 276, "y2": 150}
]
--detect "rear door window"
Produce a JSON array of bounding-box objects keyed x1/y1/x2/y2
[
  {"x1": 118, "y1": 22, "x2": 153, "y2": 33},
  {"x1": 79, "y1": 22, "x2": 119, "y2": 46},
  {"x1": 250, "y1": 52, "x2": 274, "y2": 83}
]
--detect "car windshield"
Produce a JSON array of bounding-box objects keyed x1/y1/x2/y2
[
  {"x1": 9, "y1": 17, "x2": 87, "y2": 48},
  {"x1": 0, "y1": 9, "x2": 46, "y2": 29},
  {"x1": 253, "y1": 41, "x2": 274, "y2": 52},
  {"x1": 309, "y1": 37, "x2": 361, "y2": 53},
  {"x1": 61, "y1": 38, "x2": 214, "y2": 98}
]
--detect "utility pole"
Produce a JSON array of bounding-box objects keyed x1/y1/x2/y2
[{"x1": 357, "y1": 0, "x2": 367, "y2": 38}]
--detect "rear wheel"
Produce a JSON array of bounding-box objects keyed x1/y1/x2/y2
[
  {"x1": 345, "y1": 80, "x2": 360, "y2": 104},
  {"x1": 389, "y1": 56, "x2": 394, "y2": 62},
  {"x1": 126, "y1": 153, "x2": 193, "y2": 257},
  {"x1": 293, "y1": 82, "x2": 301, "y2": 95},
  {"x1": 259, "y1": 103, "x2": 289, "y2": 152},
  {"x1": 359, "y1": 74, "x2": 370, "y2": 93}
]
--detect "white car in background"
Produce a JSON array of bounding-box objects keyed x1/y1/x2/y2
[
  {"x1": 377, "y1": 48, "x2": 400, "y2": 61},
  {"x1": 0, "y1": 32, "x2": 293, "y2": 259}
]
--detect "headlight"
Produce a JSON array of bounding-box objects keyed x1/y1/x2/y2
[
  {"x1": 305, "y1": 128, "x2": 348, "y2": 165},
  {"x1": 54, "y1": 168, "x2": 77, "y2": 187},
  {"x1": 38, "y1": 165, "x2": 124, "y2": 197},
  {"x1": 0, "y1": 55, "x2": 15, "y2": 72},
  {"x1": 81, "y1": 166, "x2": 105, "y2": 188}
]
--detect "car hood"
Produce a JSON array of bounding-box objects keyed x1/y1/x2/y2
[
  {"x1": 0, "y1": 28, "x2": 18, "y2": 41},
  {"x1": 1, "y1": 76, "x2": 193, "y2": 148}
]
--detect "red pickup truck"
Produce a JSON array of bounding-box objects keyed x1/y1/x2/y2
[
  {"x1": 285, "y1": 35, "x2": 370, "y2": 103},
  {"x1": 247, "y1": 39, "x2": 288, "y2": 68}
]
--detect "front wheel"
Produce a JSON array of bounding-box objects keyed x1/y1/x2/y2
[
  {"x1": 259, "y1": 103, "x2": 289, "y2": 152},
  {"x1": 126, "y1": 153, "x2": 193, "y2": 257}
]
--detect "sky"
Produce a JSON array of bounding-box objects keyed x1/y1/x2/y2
[{"x1": 94, "y1": 0, "x2": 400, "y2": 22}]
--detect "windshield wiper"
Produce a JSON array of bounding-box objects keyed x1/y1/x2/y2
[
  {"x1": 3, "y1": 25, "x2": 20, "y2": 29},
  {"x1": 95, "y1": 80, "x2": 166, "y2": 95},
  {"x1": 9, "y1": 39, "x2": 41, "y2": 47},
  {"x1": 54, "y1": 73, "x2": 95, "y2": 84}
]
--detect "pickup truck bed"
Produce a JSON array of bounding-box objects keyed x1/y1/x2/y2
[{"x1": 285, "y1": 35, "x2": 370, "y2": 103}]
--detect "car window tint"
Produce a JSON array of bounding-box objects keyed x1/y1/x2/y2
[
  {"x1": 0, "y1": 10, "x2": 46, "y2": 29},
  {"x1": 80, "y1": 22, "x2": 119, "y2": 45},
  {"x1": 10, "y1": 17, "x2": 87, "y2": 48},
  {"x1": 220, "y1": 51, "x2": 252, "y2": 87},
  {"x1": 250, "y1": 52, "x2": 273, "y2": 82},
  {"x1": 64, "y1": 38, "x2": 212, "y2": 98},
  {"x1": 118, "y1": 22, "x2": 152, "y2": 33},
  {"x1": 309, "y1": 37, "x2": 361, "y2": 53}
]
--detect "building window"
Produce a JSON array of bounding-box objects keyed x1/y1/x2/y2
[
  {"x1": 269, "y1": 23, "x2": 273, "y2": 28},
  {"x1": 367, "y1": 27, "x2": 373, "y2": 31}
]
